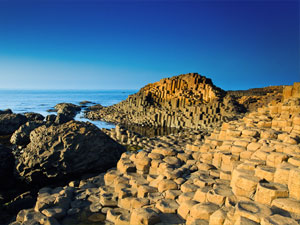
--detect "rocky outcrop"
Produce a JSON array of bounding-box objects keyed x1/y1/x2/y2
[
  {"x1": 50, "y1": 103, "x2": 82, "y2": 124},
  {"x1": 54, "y1": 103, "x2": 81, "y2": 117},
  {"x1": 10, "y1": 121, "x2": 45, "y2": 146},
  {"x1": 16, "y1": 121, "x2": 125, "y2": 183},
  {"x1": 54, "y1": 113, "x2": 73, "y2": 124},
  {"x1": 0, "y1": 113, "x2": 27, "y2": 135},
  {"x1": 0, "y1": 109, "x2": 13, "y2": 115},
  {"x1": 24, "y1": 112, "x2": 45, "y2": 121},
  {"x1": 86, "y1": 73, "x2": 244, "y2": 130}
]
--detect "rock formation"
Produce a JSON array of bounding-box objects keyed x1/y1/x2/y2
[
  {"x1": 10, "y1": 121, "x2": 45, "y2": 146},
  {"x1": 10, "y1": 82, "x2": 300, "y2": 225},
  {"x1": 23, "y1": 112, "x2": 45, "y2": 122},
  {"x1": 16, "y1": 120, "x2": 125, "y2": 183},
  {"x1": 283, "y1": 82, "x2": 300, "y2": 100},
  {"x1": 86, "y1": 73, "x2": 244, "y2": 130},
  {"x1": 54, "y1": 103, "x2": 81, "y2": 117},
  {"x1": 0, "y1": 113, "x2": 27, "y2": 135},
  {"x1": 54, "y1": 103, "x2": 82, "y2": 124},
  {"x1": 0, "y1": 109, "x2": 13, "y2": 115}
]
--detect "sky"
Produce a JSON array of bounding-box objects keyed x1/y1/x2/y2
[{"x1": 0, "y1": 0, "x2": 299, "y2": 90}]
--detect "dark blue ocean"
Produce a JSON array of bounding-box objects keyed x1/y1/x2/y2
[{"x1": 0, "y1": 90, "x2": 136, "y2": 129}]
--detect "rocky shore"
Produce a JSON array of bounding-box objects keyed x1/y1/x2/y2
[
  {"x1": 0, "y1": 74, "x2": 299, "y2": 225},
  {"x1": 0, "y1": 103, "x2": 125, "y2": 224}
]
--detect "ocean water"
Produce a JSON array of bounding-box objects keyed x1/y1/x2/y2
[{"x1": 0, "y1": 90, "x2": 136, "y2": 129}]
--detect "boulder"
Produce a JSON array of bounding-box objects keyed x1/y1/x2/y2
[
  {"x1": 10, "y1": 121, "x2": 45, "y2": 146},
  {"x1": 0, "y1": 113, "x2": 27, "y2": 135},
  {"x1": 16, "y1": 121, "x2": 125, "y2": 183},
  {"x1": 54, "y1": 103, "x2": 81, "y2": 117},
  {"x1": 0, "y1": 109, "x2": 12, "y2": 115},
  {"x1": 54, "y1": 113, "x2": 74, "y2": 124},
  {"x1": 24, "y1": 112, "x2": 45, "y2": 121}
]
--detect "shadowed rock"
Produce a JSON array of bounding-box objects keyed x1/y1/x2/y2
[
  {"x1": 16, "y1": 120, "x2": 125, "y2": 183},
  {"x1": 10, "y1": 121, "x2": 45, "y2": 146},
  {"x1": 0, "y1": 109, "x2": 13, "y2": 115},
  {"x1": 24, "y1": 112, "x2": 45, "y2": 121},
  {"x1": 54, "y1": 103, "x2": 81, "y2": 118},
  {"x1": 0, "y1": 144, "x2": 15, "y2": 187},
  {"x1": 0, "y1": 113, "x2": 27, "y2": 135}
]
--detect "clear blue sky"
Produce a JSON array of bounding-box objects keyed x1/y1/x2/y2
[{"x1": 0, "y1": 0, "x2": 299, "y2": 90}]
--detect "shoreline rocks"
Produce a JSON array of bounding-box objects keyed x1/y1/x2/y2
[
  {"x1": 16, "y1": 120, "x2": 125, "y2": 184},
  {"x1": 10, "y1": 121, "x2": 45, "y2": 146},
  {"x1": 8, "y1": 82, "x2": 300, "y2": 225},
  {"x1": 0, "y1": 113, "x2": 27, "y2": 135},
  {"x1": 54, "y1": 103, "x2": 81, "y2": 117},
  {"x1": 0, "y1": 77, "x2": 299, "y2": 225}
]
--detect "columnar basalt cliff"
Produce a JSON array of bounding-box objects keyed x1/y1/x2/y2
[{"x1": 86, "y1": 73, "x2": 245, "y2": 130}]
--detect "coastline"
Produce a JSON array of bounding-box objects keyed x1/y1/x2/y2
[{"x1": 0, "y1": 76, "x2": 299, "y2": 225}]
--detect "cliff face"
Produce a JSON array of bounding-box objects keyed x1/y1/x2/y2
[{"x1": 86, "y1": 73, "x2": 243, "y2": 129}]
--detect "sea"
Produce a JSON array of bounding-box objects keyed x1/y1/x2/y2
[{"x1": 0, "y1": 89, "x2": 137, "y2": 129}]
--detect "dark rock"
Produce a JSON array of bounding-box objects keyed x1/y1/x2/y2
[
  {"x1": 10, "y1": 121, "x2": 45, "y2": 146},
  {"x1": 55, "y1": 113, "x2": 73, "y2": 124},
  {"x1": 79, "y1": 101, "x2": 93, "y2": 106},
  {"x1": 55, "y1": 103, "x2": 81, "y2": 118},
  {"x1": 0, "y1": 135, "x2": 11, "y2": 146},
  {"x1": 46, "y1": 114, "x2": 56, "y2": 122},
  {"x1": 0, "y1": 109, "x2": 13, "y2": 115},
  {"x1": 0, "y1": 144, "x2": 14, "y2": 184},
  {"x1": 3, "y1": 191, "x2": 35, "y2": 214},
  {"x1": 0, "y1": 113, "x2": 27, "y2": 135},
  {"x1": 24, "y1": 112, "x2": 45, "y2": 121},
  {"x1": 16, "y1": 121, "x2": 125, "y2": 183},
  {"x1": 86, "y1": 104, "x2": 104, "y2": 111},
  {"x1": 47, "y1": 108, "x2": 57, "y2": 113}
]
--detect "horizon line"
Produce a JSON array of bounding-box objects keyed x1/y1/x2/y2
[{"x1": 0, "y1": 88, "x2": 139, "y2": 91}]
